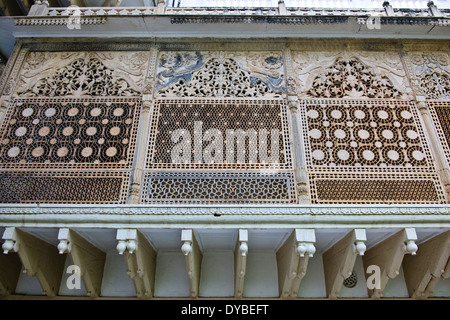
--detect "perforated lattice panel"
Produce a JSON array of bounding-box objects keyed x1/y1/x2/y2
[
  {"x1": 300, "y1": 99, "x2": 446, "y2": 204},
  {"x1": 147, "y1": 98, "x2": 292, "y2": 170},
  {"x1": 428, "y1": 101, "x2": 450, "y2": 166},
  {"x1": 141, "y1": 172, "x2": 296, "y2": 204},
  {"x1": 0, "y1": 97, "x2": 141, "y2": 204},
  {"x1": 142, "y1": 98, "x2": 297, "y2": 204},
  {"x1": 0, "y1": 171, "x2": 129, "y2": 204}
]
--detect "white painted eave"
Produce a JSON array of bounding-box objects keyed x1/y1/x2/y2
[
  {"x1": 0, "y1": 10, "x2": 448, "y2": 57},
  {"x1": 6, "y1": 15, "x2": 450, "y2": 39},
  {"x1": 0, "y1": 204, "x2": 449, "y2": 229}
]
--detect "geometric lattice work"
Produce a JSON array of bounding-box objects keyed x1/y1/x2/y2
[
  {"x1": 303, "y1": 99, "x2": 431, "y2": 169},
  {"x1": 0, "y1": 97, "x2": 141, "y2": 204},
  {"x1": 141, "y1": 172, "x2": 296, "y2": 204},
  {"x1": 147, "y1": 98, "x2": 292, "y2": 170},
  {"x1": 142, "y1": 98, "x2": 297, "y2": 204},
  {"x1": 300, "y1": 99, "x2": 446, "y2": 204},
  {"x1": 0, "y1": 171, "x2": 129, "y2": 204},
  {"x1": 0, "y1": 98, "x2": 141, "y2": 169},
  {"x1": 311, "y1": 175, "x2": 442, "y2": 204},
  {"x1": 428, "y1": 101, "x2": 450, "y2": 166}
]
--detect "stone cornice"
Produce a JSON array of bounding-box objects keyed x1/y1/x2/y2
[
  {"x1": 0, "y1": 203, "x2": 449, "y2": 216},
  {"x1": 16, "y1": 37, "x2": 450, "y2": 53}
]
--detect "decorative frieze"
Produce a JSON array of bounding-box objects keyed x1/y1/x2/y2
[
  {"x1": 402, "y1": 52, "x2": 450, "y2": 99},
  {"x1": 0, "y1": 44, "x2": 448, "y2": 205},
  {"x1": 15, "y1": 51, "x2": 150, "y2": 98},
  {"x1": 155, "y1": 51, "x2": 285, "y2": 98},
  {"x1": 292, "y1": 51, "x2": 411, "y2": 99}
]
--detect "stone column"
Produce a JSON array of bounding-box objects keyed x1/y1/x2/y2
[
  {"x1": 416, "y1": 95, "x2": 450, "y2": 201},
  {"x1": 284, "y1": 48, "x2": 310, "y2": 203},
  {"x1": 129, "y1": 96, "x2": 154, "y2": 204},
  {"x1": 128, "y1": 46, "x2": 158, "y2": 204}
]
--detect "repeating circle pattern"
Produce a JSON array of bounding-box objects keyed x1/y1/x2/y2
[
  {"x1": 306, "y1": 102, "x2": 428, "y2": 168},
  {"x1": 0, "y1": 102, "x2": 135, "y2": 164}
]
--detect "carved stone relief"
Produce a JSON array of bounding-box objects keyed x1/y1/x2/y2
[
  {"x1": 154, "y1": 51, "x2": 285, "y2": 98},
  {"x1": 293, "y1": 51, "x2": 446, "y2": 204},
  {"x1": 0, "y1": 50, "x2": 149, "y2": 204},
  {"x1": 14, "y1": 51, "x2": 149, "y2": 97},
  {"x1": 292, "y1": 52, "x2": 410, "y2": 99},
  {"x1": 142, "y1": 50, "x2": 296, "y2": 204},
  {"x1": 403, "y1": 52, "x2": 450, "y2": 99},
  {"x1": 300, "y1": 99, "x2": 446, "y2": 204}
]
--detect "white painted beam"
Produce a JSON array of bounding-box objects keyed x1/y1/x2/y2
[
  {"x1": 403, "y1": 230, "x2": 450, "y2": 298},
  {"x1": 234, "y1": 229, "x2": 248, "y2": 299},
  {"x1": 276, "y1": 229, "x2": 315, "y2": 298},
  {"x1": 58, "y1": 228, "x2": 106, "y2": 298},
  {"x1": 323, "y1": 229, "x2": 366, "y2": 298},
  {"x1": 2, "y1": 227, "x2": 66, "y2": 297},
  {"x1": 363, "y1": 228, "x2": 418, "y2": 298},
  {"x1": 117, "y1": 229, "x2": 157, "y2": 299},
  {"x1": 181, "y1": 229, "x2": 202, "y2": 298},
  {"x1": 0, "y1": 232, "x2": 22, "y2": 296}
]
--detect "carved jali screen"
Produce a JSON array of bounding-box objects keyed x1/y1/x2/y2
[
  {"x1": 301, "y1": 99, "x2": 446, "y2": 204},
  {"x1": 0, "y1": 51, "x2": 147, "y2": 204},
  {"x1": 141, "y1": 51, "x2": 297, "y2": 204}
]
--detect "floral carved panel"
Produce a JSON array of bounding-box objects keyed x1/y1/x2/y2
[
  {"x1": 14, "y1": 51, "x2": 150, "y2": 97},
  {"x1": 292, "y1": 52, "x2": 410, "y2": 99},
  {"x1": 300, "y1": 99, "x2": 446, "y2": 204},
  {"x1": 154, "y1": 51, "x2": 285, "y2": 98},
  {"x1": 403, "y1": 52, "x2": 450, "y2": 100}
]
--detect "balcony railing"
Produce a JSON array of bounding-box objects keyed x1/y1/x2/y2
[{"x1": 26, "y1": 0, "x2": 450, "y2": 18}]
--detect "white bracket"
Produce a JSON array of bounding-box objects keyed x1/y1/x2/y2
[
  {"x1": 2, "y1": 227, "x2": 19, "y2": 254},
  {"x1": 403, "y1": 228, "x2": 418, "y2": 255},
  {"x1": 116, "y1": 229, "x2": 138, "y2": 255},
  {"x1": 181, "y1": 229, "x2": 193, "y2": 256},
  {"x1": 352, "y1": 229, "x2": 367, "y2": 256},
  {"x1": 57, "y1": 228, "x2": 72, "y2": 254},
  {"x1": 295, "y1": 229, "x2": 316, "y2": 257}
]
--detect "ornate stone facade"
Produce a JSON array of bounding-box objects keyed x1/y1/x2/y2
[{"x1": 0, "y1": 41, "x2": 449, "y2": 205}]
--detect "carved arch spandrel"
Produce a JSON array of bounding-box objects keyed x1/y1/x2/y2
[
  {"x1": 292, "y1": 51, "x2": 411, "y2": 99},
  {"x1": 154, "y1": 51, "x2": 286, "y2": 98},
  {"x1": 403, "y1": 52, "x2": 450, "y2": 100},
  {"x1": 14, "y1": 51, "x2": 150, "y2": 98}
]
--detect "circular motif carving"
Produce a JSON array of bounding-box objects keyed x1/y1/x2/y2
[
  {"x1": 407, "y1": 146, "x2": 427, "y2": 166},
  {"x1": 75, "y1": 143, "x2": 99, "y2": 162},
  {"x1": 308, "y1": 125, "x2": 326, "y2": 142},
  {"x1": 372, "y1": 106, "x2": 393, "y2": 123},
  {"x1": 357, "y1": 146, "x2": 380, "y2": 166},
  {"x1": 332, "y1": 147, "x2": 354, "y2": 165},
  {"x1": 311, "y1": 147, "x2": 329, "y2": 165},
  {"x1": 401, "y1": 126, "x2": 419, "y2": 142},
  {"x1": 377, "y1": 125, "x2": 398, "y2": 143},
  {"x1": 331, "y1": 125, "x2": 351, "y2": 142},
  {"x1": 100, "y1": 143, "x2": 123, "y2": 162},
  {"x1": 81, "y1": 124, "x2": 102, "y2": 139},
  {"x1": 349, "y1": 105, "x2": 370, "y2": 122},
  {"x1": 27, "y1": 144, "x2": 49, "y2": 161},
  {"x1": 7, "y1": 146, "x2": 21, "y2": 158},
  {"x1": 44, "y1": 107, "x2": 58, "y2": 118},
  {"x1": 14, "y1": 126, "x2": 29, "y2": 138},
  {"x1": 382, "y1": 146, "x2": 404, "y2": 165},
  {"x1": 326, "y1": 105, "x2": 346, "y2": 122}
]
